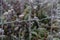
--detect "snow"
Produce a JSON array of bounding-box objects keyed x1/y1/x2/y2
[
  {"x1": 3, "y1": 12, "x2": 8, "y2": 15},
  {"x1": 0, "y1": 28, "x2": 4, "y2": 34},
  {"x1": 19, "y1": 14, "x2": 24, "y2": 18}
]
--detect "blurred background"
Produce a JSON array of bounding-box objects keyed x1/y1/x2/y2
[{"x1": 0, "y1": 0, "x2": 60, "y2": 40}]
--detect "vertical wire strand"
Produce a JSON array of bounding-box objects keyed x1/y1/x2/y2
[
  {"x1": 1, "y1": 0, "x2": 3, "y2": 40},
  {"x1": 28, "y1": 0, "x2": 32, "y2": 40},
  {"x1": 50, "y1": 1, "x2": 54, "y2": 40}
]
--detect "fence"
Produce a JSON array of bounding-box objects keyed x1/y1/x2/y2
[{"x1": 0, "y1": 0, "x2": 60, "y2": 40}]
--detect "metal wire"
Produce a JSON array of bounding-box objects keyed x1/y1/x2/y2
[{"x1": 0, "y1": 0, "x2": 59, "y2": 40}]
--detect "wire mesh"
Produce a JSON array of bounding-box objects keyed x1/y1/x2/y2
[{"x1": 0, "y1": 0, "x2": 60, "y2": 40}]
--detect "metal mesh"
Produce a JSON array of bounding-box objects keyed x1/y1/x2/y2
[{"x1": 0, "y1": 0, "x2": 60, "y2": 40}]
